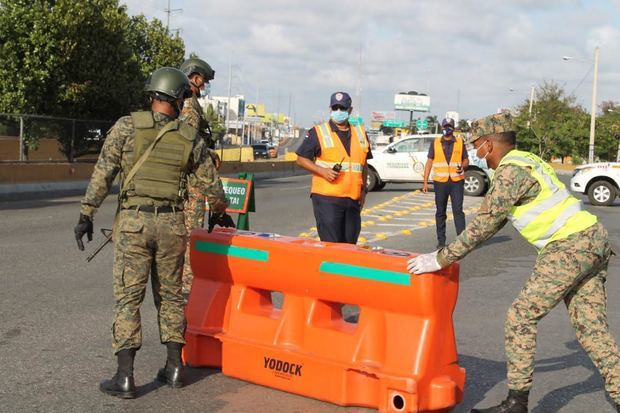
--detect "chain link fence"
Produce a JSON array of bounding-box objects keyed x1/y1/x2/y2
[{"x1": 0, "y1": 113, "x2": 115, "y2": 162}]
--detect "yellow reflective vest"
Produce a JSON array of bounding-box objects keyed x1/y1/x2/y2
[
  {"x1": 311, "y1": 122, "x2": 369, "y2": 200},
  {"x1": 499, "y1": 150, "x2": 597, "y2": 250},
  {"x1": 432, "y1": 136, "x2": 465, "y2": 182}
]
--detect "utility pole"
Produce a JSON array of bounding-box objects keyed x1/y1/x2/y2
[
  {"x1": 226, "y1": 54, "x2": 232, "y2": 139},
  {"x1": 527, "y1": 85, "x2": 536, "y2": 128},
  {"x1": 164, "y1": 0, "x2": 182, "y2": 33},
  {"x1": 588, "y1": 47, "x2": 600, "y2": 164}
]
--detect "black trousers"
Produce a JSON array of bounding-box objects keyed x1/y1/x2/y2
[
  {"x1": 434, "y1": 180, "x2": 466, "y2": 246},
  {"x1": 311, "y1": 195, "x2": 361, "y2": 244}
]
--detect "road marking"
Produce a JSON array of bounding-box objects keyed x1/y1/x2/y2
[{"x1": 297, "y1": 190, "x2": 484, "y2": 244}]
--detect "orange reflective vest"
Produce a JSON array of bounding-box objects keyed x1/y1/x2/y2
[
  {"x1": 432, "y1": 136, "x2": 464, "y2": 183},
  {"x1": 311, "y1": 122, "x2": 369, "y2": 200}
]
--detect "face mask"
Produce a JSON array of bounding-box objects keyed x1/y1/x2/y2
[
  {"x1": 200, "y1": 84, "x2": 210, "y2": 98},
  {"x1": 476, "y1": 141, "x2": 490, "y2": 163},
  {"x1": 443, "y1": 128, "x2": 453, "y2": 136},
  {"x1": 330, "y1": 110, "x2": 349, "y2": 124}
]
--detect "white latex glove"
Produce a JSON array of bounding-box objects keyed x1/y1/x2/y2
[{"x1": 407, "y1": 251, "x2": 442, "y2": 274}]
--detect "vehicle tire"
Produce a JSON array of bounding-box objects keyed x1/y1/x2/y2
[
  {"x1": 377, "y1": 181, "x2": 387, "y2": 190},
  {"x1": 367, "y1": 170, "x2": 381, "y2": 192},
  {"x1": 587, "y1": 180, "x2": 616, "y2": 206},
  {"x1": 464, "y1": 170, "x2": 486, "y2": 196}
]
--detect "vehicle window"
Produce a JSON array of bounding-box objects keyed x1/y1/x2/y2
[{"x1": 393, "y1": 140, "x2": 415, "y2": 153}]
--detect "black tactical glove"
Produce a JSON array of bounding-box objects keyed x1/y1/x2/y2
[
  {"x1": 74, "y1": 214, "x2": 93, "y2": 251},
  {"x1": 207, "y1": 212, "x2": 236, "y2": 233}
]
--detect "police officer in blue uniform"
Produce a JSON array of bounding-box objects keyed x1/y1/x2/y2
[{"x1": 296, "y1": 92, "x2": 373, "y2": 244}]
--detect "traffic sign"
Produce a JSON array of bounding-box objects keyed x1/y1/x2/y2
[
  {"x1": 348, "y1": 116, "x2": 364, "y2": 126},
  {"x1": 415, "y1": 119, "x2": 429, "y2": 130},
  {"x1": 383, "y1": 119, "x2": 406, "y2": 128},
  {"x1": 221, "y1": 178, "x2": 253, "y2": 213}
]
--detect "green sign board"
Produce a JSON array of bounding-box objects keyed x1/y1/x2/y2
[
  {"x1": 221, "y1": 178, "x2": 253, "y2": 213},
  {"x1": 383, "y1": 119, "x2": 406, "y2": 128},
  {"x1": 348, "y1": 116, "x2": 364, "y2": 126},
  {"x1": 415, "y1": 119, "x2": 429, "y2": 130}
]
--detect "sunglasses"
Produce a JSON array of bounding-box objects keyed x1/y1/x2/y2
[{"x1": 331, "y1": 105, "x2": 347, "y2": 111}]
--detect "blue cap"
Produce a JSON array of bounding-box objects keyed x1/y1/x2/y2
[
  {"x1": 441, "y1": 117, "x2": 455, "y2": 128},
  {"x1": 330, "y1": 92, "x2": 352, "y2": 110}
]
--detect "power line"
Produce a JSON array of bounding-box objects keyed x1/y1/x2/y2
[{"x1": 164, "y1": 0, "x2": 182, "y2": 32}]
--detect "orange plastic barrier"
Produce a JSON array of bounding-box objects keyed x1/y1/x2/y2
[{"x1": 184, "y1": 229, "x2": 465, "y2": 413}]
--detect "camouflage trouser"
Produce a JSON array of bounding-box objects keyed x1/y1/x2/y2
[
  {"x1": 111, "y1": 209, "x2": 187, "y2": 354},
  {"x1": 182, "y1": 185, "x2": 206, "y2": 296},
  {"x1": 505, "y1": 222, "x2": 620, "y2": 402}
]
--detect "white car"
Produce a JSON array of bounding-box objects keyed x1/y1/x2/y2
[
  {"x1": 367, "y1": 134, "x2": 493, "y2": 196},
  {"x1": 570, "y1": 162, "x2": 620, "y2": 206}
]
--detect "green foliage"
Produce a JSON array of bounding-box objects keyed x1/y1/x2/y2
[
  {"x1": 513, "y1": 82, "x2": 589, "y2": 161},
  {"x1": 205, "y1": 104, "x2": 226, "y2": 144},
  {"x1": 595, "y1": 101, "x2": 620, "y2": 161},
  {"x1": 0, "y1": 0, "x2": 185, "y2": 158}
]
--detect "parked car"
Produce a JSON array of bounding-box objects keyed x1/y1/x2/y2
[
  {"x1": 252, "y1": 144, "x2": 269, "y2": 159},
  {"x1": 570, "y1": 162, "x2": 620, "y2": 206},
  {"x1": 366, "y1": 134, "x2": 493, "y2": 196}
]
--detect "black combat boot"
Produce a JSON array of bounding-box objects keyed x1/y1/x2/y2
[
  {"x1": 615, "y1": 402, "x2": 619, "y2": 412},
  {"x1": 157, "y1": 342, "x2": 184, "y2": 388},
  {"x1": 470, "y1": 390, "x2": 529, "y2": 413},
  {"x1": 99, "y1": 349, "x2": 137, "y2": 399}
]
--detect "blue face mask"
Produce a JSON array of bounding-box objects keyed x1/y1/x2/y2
[
  {"x1": 200, "y1": 84, "x2": 210, "y2": 98},
  {"x1": 443, "y1": 128, "x2": 453, "y2": 136},
  {"x1": 330, "y1": 110, "x2": 349, "y2": 124}
]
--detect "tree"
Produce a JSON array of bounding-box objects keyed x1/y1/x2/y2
[
  {"x1": 513, "y1": 82, "x2": 589, "y2": 161},
  {"x1": 0, "y1": 0, "x2": 185, "y2": 158},
  {"x1": 205, "y1": 104, "x2": 226, "y2": 145},
  {"x1": 595, "y1": 101, "x2": 620, "y2": 161}
]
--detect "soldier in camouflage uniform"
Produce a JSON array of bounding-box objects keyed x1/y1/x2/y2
[
  {"x1": 179, "y1": 57, "x2": 222, "y2": 298},
  {"x1": 407, "y1": 112, "x2": 620, "y2": 413},
  {"x1": 74, "y1": 67, "x2": 230, "y2": 399}
]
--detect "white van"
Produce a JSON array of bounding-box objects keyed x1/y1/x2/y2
[{"x1": 366, "y1": 134, "x2": 492, "y2": 196}]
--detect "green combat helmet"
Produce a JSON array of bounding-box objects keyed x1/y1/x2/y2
[
  {"x1": 180, "y1": 57, "x2": 215, "y2": 81},
  {"x1": 144, "y1": 67, "x2": 192, "y2": 101}
]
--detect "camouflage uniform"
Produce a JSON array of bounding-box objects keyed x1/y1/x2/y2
[
  {"x1": 437, "y1": 113, "x2": 620, "y2": 403},
  {"x1": 180, "y1": 94, "x2": 223, "y2": 296},
  {"x1": 81, "y1": 112, "x2": 227, "y2": 354}
]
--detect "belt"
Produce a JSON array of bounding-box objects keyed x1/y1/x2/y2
[{"x1": 124, "y1": 205, "x2": 179, "y2": 213}]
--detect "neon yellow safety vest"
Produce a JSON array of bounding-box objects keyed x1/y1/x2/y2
[{"x1": 498, "y1": 150, "x2": 597, "y2": 250}]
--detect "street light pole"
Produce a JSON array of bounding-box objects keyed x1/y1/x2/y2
[{"x1": 588, "y1": 47, "x2": 600, "y2": 164}]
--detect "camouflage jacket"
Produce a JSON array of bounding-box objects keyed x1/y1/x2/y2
[
  {"x1": 80, "y1": 111, "x2": 227, "y2": 217},
  {"x1": 437, "y1": 163, "x2": 541, "y2": 267},
  {"x1": 182, "y1": 95, "x2": 214, "y2": 148}
]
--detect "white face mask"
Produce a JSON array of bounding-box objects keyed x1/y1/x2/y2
[{"x1": 476, "y1": 140, "x2": 490, "y2": 160}]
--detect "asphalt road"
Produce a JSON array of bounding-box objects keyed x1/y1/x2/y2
[{"x1": 1, "y1": 174, "x2": 619, "y2": 413}]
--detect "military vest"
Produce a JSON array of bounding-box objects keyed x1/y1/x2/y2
[
  {"x1": 121, "y1": 111, "x2": 196, "y2": 208},
  {"x1": 499, "y1": 149, "x2": 597, "y2": 250}
]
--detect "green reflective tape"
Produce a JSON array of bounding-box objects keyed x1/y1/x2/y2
[
  {"x1": 195, "y1": 240, "x2": 268, "y2": 262},
  {"x1": 319, "y1": 262, "x2": 410, "y2": 286}
]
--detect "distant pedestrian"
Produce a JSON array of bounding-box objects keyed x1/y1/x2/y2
[
  {"x1": 422, "y1": 117, "x2": 469, "y2": 248},
  {"x1": 295, "y1": 92, "x2": 372, "y2": 244},
  {"x1": 408, "y1": 112, "x2": 620, "y2": 413}
]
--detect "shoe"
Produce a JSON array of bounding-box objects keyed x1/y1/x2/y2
[
  {"x1": 99, "y1": 372, "x2": 136, "y2": 399},
  {"x1": 157, "y1": 363, "x2": 184, "y2": 388},
  {"x1": 100, "y1": 348, "x2": 137, "y2": 399},
  {"x1": 156, "y1": 342, "x2": 184, "y2": 388},
  {"x1": 615, "y1": 402, "x2": 619, "y2": 412},
  {"x1": 470, "y1": 390, "x2": 529, "y2": 413}
]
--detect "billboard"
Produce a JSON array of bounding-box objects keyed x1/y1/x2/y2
[
  {"x1": 394, "y1": 94, "x2": 430, "y2": 112},
  {"x1": 445, "y1": 111, "x2": 460, "y2": 123},
  {"x1": 371, "y1": 111, "x2": 396, "y2": 122}
]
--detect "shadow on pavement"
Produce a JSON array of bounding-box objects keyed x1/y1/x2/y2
[
  {"x1": 135, "y1": 366, "x2": 219, "y2": 398},
  {"x1": 459, "y1": 340, "x2": 609, "y2": 413}
]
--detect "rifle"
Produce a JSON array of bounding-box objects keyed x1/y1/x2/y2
[{"x1": 86, "y1": 228, "x2": 113, "y2": 262}]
